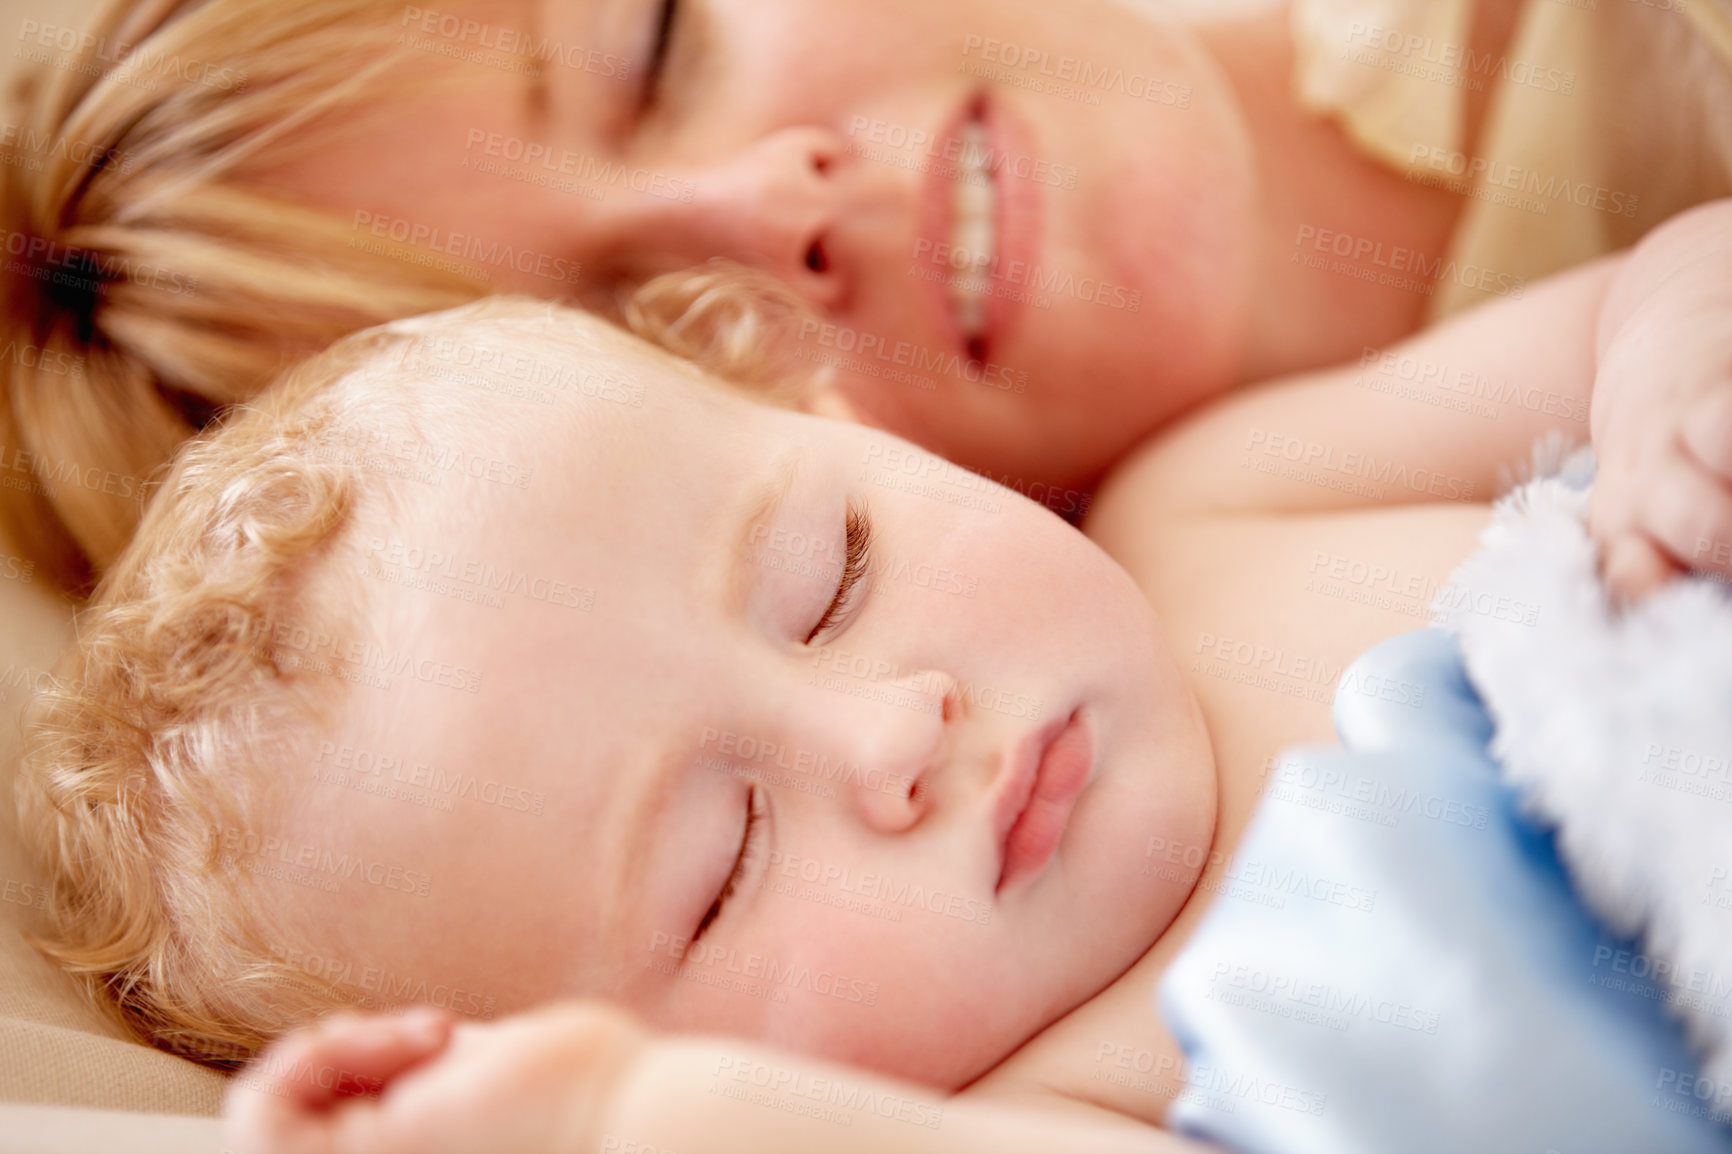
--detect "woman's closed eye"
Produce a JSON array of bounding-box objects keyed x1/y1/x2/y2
[
  {"x1": 805, "y1": 502, "x2": 873, "y2": 645},
  {"x1": 693, "y1": 784, "x2": 767, "y2": 942},
  {"x1": 639, "y1": 0, "x2": 682, "y2": 112}
]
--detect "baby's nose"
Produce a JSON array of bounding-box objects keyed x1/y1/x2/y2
[{"x1": 843, "y1": 670, "x2": 957, "y2": 835}]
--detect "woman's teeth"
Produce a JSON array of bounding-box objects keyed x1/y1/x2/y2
[{"x1": 949, "y1": 119, "x2": 997, "y2": 348}]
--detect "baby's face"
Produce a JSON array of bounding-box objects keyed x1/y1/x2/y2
[{"x1": 276, "y1": 315, "x2": 1215, "y2": 1087}]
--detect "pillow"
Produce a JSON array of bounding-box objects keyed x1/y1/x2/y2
[{"x1": 0, "y1": 531, "x2": 224, "y2": 1115}]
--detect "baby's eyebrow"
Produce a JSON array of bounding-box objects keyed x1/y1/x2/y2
[{"x1": 724, "y1": 450, "x2": 802, "y2": 610}]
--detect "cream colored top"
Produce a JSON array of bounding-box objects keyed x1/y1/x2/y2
[{"x1": 1291, "y1": 0, "x2": 1732, "y2": 318}]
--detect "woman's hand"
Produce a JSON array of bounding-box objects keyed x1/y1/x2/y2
[
  {"x1": 1588, "y1": 200, "x2": 1732, "y2": 602},
  {"x1": 222, "y1": 999, "x2": 650, "y2": 1154}
]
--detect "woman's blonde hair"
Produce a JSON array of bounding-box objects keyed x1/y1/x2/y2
[{"x1": 0, "y1": 0, "x2": 811, "y2": 596}]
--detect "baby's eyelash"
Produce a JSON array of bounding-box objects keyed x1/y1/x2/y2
[
  {"x1": 805, "y1": 504, "x2": 873, "y2": 645},
  {"x1": 693, "y1": 785, "x2": 767, "y2": 942}
]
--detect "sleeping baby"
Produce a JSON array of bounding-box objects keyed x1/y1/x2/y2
[{"x1": 15, "y1": 197, "x2": 1732, "y2": 1153}]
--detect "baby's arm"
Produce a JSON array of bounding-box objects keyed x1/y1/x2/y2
[
  {"x1": 1105, "y1": 198, "x2": 1732, "y2": 605},
  {"x1": 1102, "y1": 253, "x2": 1618, "y2": 526},
  {"x1": 606, "y1": 1029, "x2": 1201, "y2": 1154},
  {"x1": 224, "y1": 1000, "x2": 1210, "y2": 1154}
]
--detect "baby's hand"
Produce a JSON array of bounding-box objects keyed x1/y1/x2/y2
[
  {"x1": 223, "y1": 1000, "x2": 649, "y2": 1154},
  {"x1": 1589, "y1": 280, "x2": 1732, "y2": 602}
]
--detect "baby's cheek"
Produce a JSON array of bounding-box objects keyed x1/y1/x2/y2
[
  {"x1": 765, "y1": 900, "x2": 894, "y2": 1012},
  {"x1": 767, "y1": 896, "x2": 1005, "y2": 1068}
]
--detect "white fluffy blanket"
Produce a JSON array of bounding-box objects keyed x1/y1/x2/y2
[{"x1": 1440, "y1": 443, "x2": 1732, "y2": 1094}]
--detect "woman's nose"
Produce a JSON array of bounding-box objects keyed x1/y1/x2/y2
[
  {"x1": 843, "y1": 669, "x2": 959, "y2": 836},
  {"x1": 615, "y1": 127, "x2": 847, "y2": 308}
]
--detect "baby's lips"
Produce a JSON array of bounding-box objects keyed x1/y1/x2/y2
[{"x1": 998, "y1": 709, "x2": 1092, "y2": 891}]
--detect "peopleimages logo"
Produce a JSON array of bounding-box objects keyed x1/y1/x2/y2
[
  {"x1": 1292, "y1": 224, "x2": 1524, "y2": 300},
  {"x1": 646, "y1": 932, "x2": 880, "y2": 1006},
  {"x1": 462, "y1": 131, "x2": 696, "y2": 202},
  {"x1": 912, "y1": 238, "x2": 1144, "y2": 314},
  {"x1": 808, "y1": 645, "x2": 1042, "y2": 721},
  {"x1": 399, "y1": 6, "x2": 631, "y2": 78},
  {"x1": 264, "y1": 617, "x2": 484, "y2": 695},
  {"x1": 711, "y1": 1056, "x2": 945, "y2": 1129},
  {"x1": 700, "y1": 728, "x2": 921, "y2": 799},
  {"x1": 217, "y1": 829, "x2": 432, "y2": 897},
  {"x1": 1341, "y1": 21, "x2": 1576, "y2": 95},
  {"x1": 959, "y1": 35, "x2": 1193, "y2": 107},
  {"x1": 0, "y1": 122, "x2": 135, "y2": 175},
  {"x1": 350, "y1": 210, "x2": 582, "y2": 285},
  {"x1": 273, "y1": 945, "x2": 496, "y2": 1018},
  {"x1": 17, "y1": 19, "x2": 246, "y2": 91},
  {"x1": 765, "y1": 850, "x2": 994, "y2": 926},
  {"x1": 800, "y1": 319, "x2": 1028, "y2": 392},
  {"x1": 847, "y1": 115, "x2": 1080, "y2": 189},
  {"x1": 312, "y1": 741, "x2": 547, "y2": 815},
  {"x1": 0, "y1": 228, "x2": 198, "y2": 298}
]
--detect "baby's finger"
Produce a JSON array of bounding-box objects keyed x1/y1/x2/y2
[
  {"x1": 223, "y1": 1033, "x2": 336, "y2": 1154},
  {"x1": 1601, "y1": 531, "x2": 1683, "y2": 604},
  {"x1": 1683, "y1": 388, "x2": 1732, "y2": 481},
  {"x1": 1624, "y1": 455, "x2": 1732, "y2": 582},
  {"x1": 238, "y1": 1008, "x2": 453, "y2": 1112},
  {"x1": 223, "y1": 1009, "x2": 455, "y2": 1154}
]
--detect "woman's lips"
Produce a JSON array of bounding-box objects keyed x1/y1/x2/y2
[
  {"x1": 994, "y1": 709, "x2": 1093, "y2": 892},
  {"x1": 916, "y1": 89, "x2": 1042, "y2": 364}
]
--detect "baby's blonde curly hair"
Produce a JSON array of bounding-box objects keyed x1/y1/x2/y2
[
  {"x1": 14, "y1": 296, "x2": 765, "y2": 1069},
  {"x1": 14, "y1": 308, "x2": 418, "y2": 1068}
]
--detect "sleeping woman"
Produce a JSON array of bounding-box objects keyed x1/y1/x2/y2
[
  {"x1": 1, "y1": 0, "x2": 1729, "y2": 595},
  {"x1": 16, "y1": 186, "x2": 1732, "y2": 1152}
]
